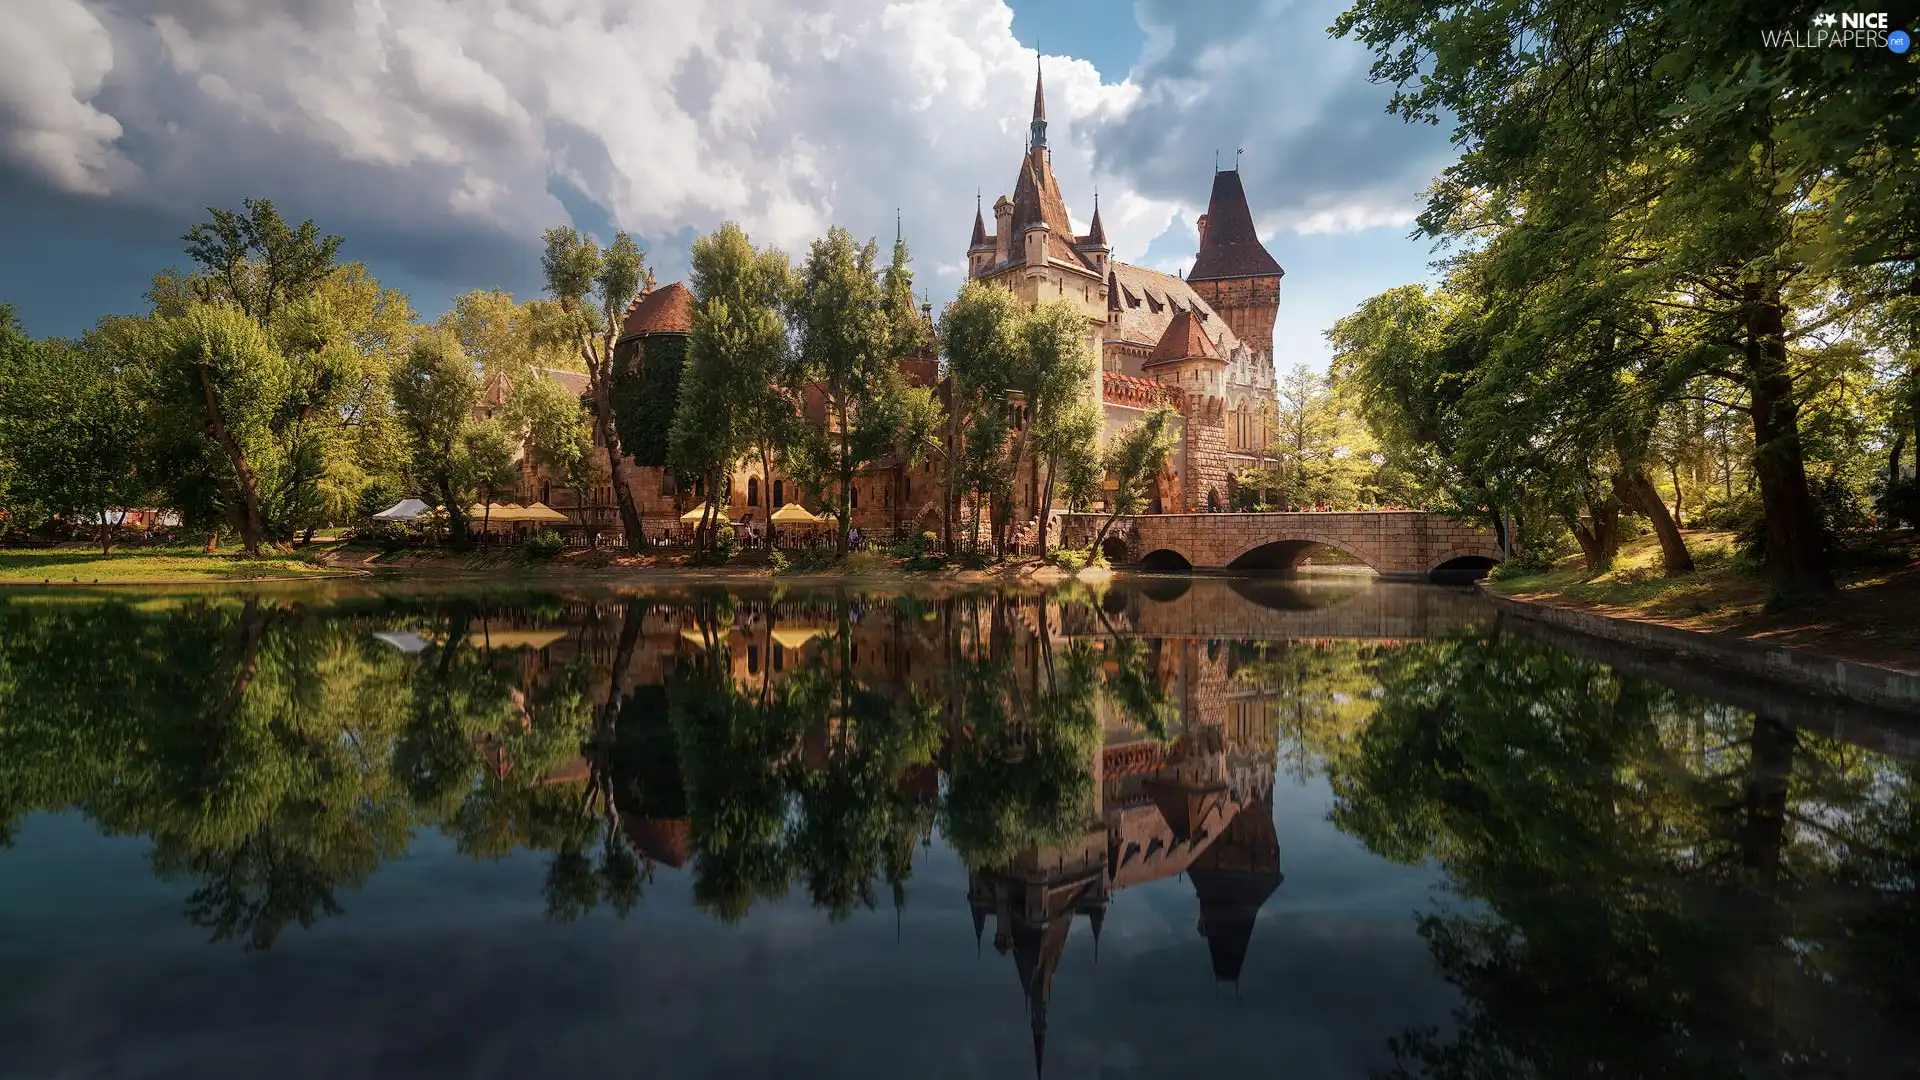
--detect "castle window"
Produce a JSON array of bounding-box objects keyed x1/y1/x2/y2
[
  {"x1": 774, "y1": 479, "x2": 784, "y2": 506},
  {"x1": 851, "y1": 486, "x2": 859, "y2": 509},
  {"x1": 748, "y1": 476, "x2": 760, "y2": 506},
  {"x1": 660, "y1": 470, "x2": 677, "y2": 496},
  {"x1": 540, "y1": 481, "x2": 551, "y2": 505},
  {"x1": 905, "y1": 475, "x2": 912, "y2": 501}
]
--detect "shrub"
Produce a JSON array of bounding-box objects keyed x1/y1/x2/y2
[
  {"x1": 712, "y1": 528, "x2": 739, "y2": 563},
  {"x1": 523, "y1": 530, "x2": 566, "y2": 560},
  {"x1": 770, "y1": 549, "x2": 790, "y2": 574},
  {"x1": 1052, "y1": 548, "x2": 1087, "y2": 573}
]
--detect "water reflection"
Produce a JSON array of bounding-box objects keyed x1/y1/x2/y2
[{"x1": 0, "y1": 579, "x2": 1916, "y2": 1076}]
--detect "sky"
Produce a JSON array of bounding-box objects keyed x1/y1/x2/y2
[{"x1": 0, "y1": 0, "x2": 1457, "y2": 371}]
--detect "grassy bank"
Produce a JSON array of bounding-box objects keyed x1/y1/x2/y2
[
  {"x1": 0, "y1": 543, "x2": 362, "y2": 585},
  {"x1": 1488, "y1": 530, "x2": 1920, "y2": 672}
]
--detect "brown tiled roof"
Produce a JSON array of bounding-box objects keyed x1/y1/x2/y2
[
  {"x1": 537, "y1": 368, "x2": 590, "y2": 397},
  {"x1": 1107, "y1": 263, "x2": 1243, "y2": 356},
  {"x1": 1188, "y1": 170, "x2": 1283, "y2": 282},
  {"x1": 1010, "y1": 157, "x2": 1097, "y2": 272},
  {"x1": 1144, "y1": 308, "x2": 1221, "y2": 367},
  {"x1": 618, "y1": 282, "x2": 694, "y2": 341},
  {"x1": 1082, "y1": 197, "x2": 1107, "y2": 248}
]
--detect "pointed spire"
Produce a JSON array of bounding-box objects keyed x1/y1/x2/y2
[
  {"x1": 1086, "y1": 188, "x2": 1107, "y2": 247},
  {"x1": 970, "y1": 192, "x2": 989, "y2": 250},
  {"x1": 1033, "y1": 55, "x2": 1047, "y2": 123},
  {"x1": 1029, "y1": 57, "x2": 1048, "y2": 152}
]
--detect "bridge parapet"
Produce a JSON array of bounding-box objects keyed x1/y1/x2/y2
[{"x1": 1059, "y1": 511, "x2": 1502, "y2": 579}]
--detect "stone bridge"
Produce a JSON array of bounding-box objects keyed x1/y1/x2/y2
[{"x1": 1060, "y1": 510, "x2": 1503, "y2": 580}]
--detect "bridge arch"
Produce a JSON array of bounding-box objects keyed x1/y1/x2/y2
[
  {"x1": 1425, "y1": 547, "x2": 1503, "y2": 582},
  {"x1": 1137, "y1": 548, "x2": 1195, "y2": 573},
  {"x1": 1225, "y1": 535, "x2": 1378, "y2": 575}
]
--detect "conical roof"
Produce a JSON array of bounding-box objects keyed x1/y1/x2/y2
[
  {"x1": 970, "y1": 202, "x2": 990, "y2": 250},
  {"x1": 1084, "y1": 194, "x2": 1107, "y2": 248},
  {"x1": 1189, "y1": 170, "x2": 1283, "y2": 282},
  {"x1": 1032, "y1": 57, "x2": 1046, "y2": 123},
  {"x1": 1144, "y1": 308, "x2": 1223, "y2": 367}
]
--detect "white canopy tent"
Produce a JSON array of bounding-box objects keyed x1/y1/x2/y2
[{"x1": 372, "y1": 498, "x2": 432, "y2": 522}]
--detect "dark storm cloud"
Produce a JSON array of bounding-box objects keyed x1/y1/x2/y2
[{"x1": 1084, "y1": 0, "x2": 1456, "y2": 234}]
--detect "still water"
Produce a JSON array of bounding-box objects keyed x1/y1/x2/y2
[{"x1": 0, "y1": 577, "x2": 1915, "y2": 1078}]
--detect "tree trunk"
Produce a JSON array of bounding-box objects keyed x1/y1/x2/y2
[
  {"x1": 1615, "y1": 468, "x2": 1694, "y2": 575},
  {"x1": 1037, "y1": 452, "x2": 1056, "y2": 559},
  {"x1": 760, "y1": 447, "x2": 777, "y2": 552},
  {"x1": 195, "y1": 364, "x2": 267, "y2": 557},
  {"x1": 1669, "y1": 460, "x2": 1685, "y2": 530},
  {"x1": 589, "y1": 364, "x2": 644, "y2": 552},
  {"x1": 97, "y1": 520, "x2": 113, "y2": 555},
  {"x1": 205, "y1": 532, "x2": 219, "y2": 554},
  {"x1": 838, "y1": 404, "x2": 852, "y2": 557},
  {"x1": 1887, "y1": 429, "x2": 1908, "y2": 525},
  {"x1": 439, "y1": 476, "x2": 470, "y2": 552},
  {"x1": 1742, "y1": 284, "x2": 1834, "y2": 594}
]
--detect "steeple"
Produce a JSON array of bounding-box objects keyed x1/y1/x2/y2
[
  {"x1": 1029, "y1": 56, "x2": 1048, "y2": 152},
  {"x1": 970, "y1": 190, "x2": 989, "y2": 250},
  {"x1": 1086, "y1": 188, "x2": 1107, "y2": 247}
]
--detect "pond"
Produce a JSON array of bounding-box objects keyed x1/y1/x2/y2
[{"x1": 0, "y1": 578, "x2": 1916, "y2": 1078}]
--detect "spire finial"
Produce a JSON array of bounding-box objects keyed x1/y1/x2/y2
[
  {"x1": 1030, "y1": 56, "x2": 1048, "y2": 150},
  {"x1": 896, "y1": 207, "x2": 902, "y2": 244},
  {"x1": 1214, "y1": 149, "x2": 1220, "y2": 173},
  {"x1": 1236, "y1": 147, "x2": 1244, "y2": 170}
]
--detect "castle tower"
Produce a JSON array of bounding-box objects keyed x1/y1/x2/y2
[
  {"x1": 1144, "y1": 309, "x2": 1230, "y2": 512},
  {"x1": 1188, "y1": 168, "x2": 1283, "y2": 355}
]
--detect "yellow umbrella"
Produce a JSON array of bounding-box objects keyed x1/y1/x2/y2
[
  {"x1": 521, "y1": 502, "x2": 570, "y2": 523},
  {"x1": 769, "y1": 502, "x2": 821, "y2": 525},
  {"x1": 680, "y1": 502, "x2": 730, "y2": 525},
  {"x1": 770, "y1": 626, "x2": 823, "y2": 649}
]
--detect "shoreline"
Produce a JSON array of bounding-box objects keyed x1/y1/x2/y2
[{"x1": 1484, "y1": 589, "x2": 1920, "y2": 716}]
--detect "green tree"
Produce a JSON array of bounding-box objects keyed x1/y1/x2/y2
[
  {"x1": 1091, "y1": 407, "x2": 1179, "y2": 552},
  {"x1": 937, "y1": 281, "x2": 1027, "y2": 554},
  {"x1": 789, "y1": 227, "x2": 906, "y2": 555},
  {"x1": 674, "y1": 222, "x2": 794, "y2": 550},
  {"x1": 390, "y1": 331, "x2": 513, "y2": 551},
  {"x1": 0, "y1": 318, "x2": 147, "y2": 550},
  {"x1": 538, "y1": 227, "x2": 651, "y2": 550},
  {"x1": 499, "y1": 372, "x2": 594, "y2": 506}
]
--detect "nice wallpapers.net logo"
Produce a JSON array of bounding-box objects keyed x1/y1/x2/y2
[{"x1": 1761, "y1": 11, "x2": 1908, "y2": 51}]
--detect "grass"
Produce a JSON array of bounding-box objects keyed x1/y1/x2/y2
[
  {"x1": 1489, "y1": 528, "x2": 1920, "y2": 672},
  {"x1": 0, "y1": 543, "x2": 361, "y2": 585}
]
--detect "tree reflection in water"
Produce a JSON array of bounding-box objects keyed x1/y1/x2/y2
[{"x1": 0, "y1": 581, "x2": 1916, "y2": 1074}]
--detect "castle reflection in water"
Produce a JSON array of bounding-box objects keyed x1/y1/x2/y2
[{"x1": 452, "y1": 578, "x2": 1484, "y2": 1069}]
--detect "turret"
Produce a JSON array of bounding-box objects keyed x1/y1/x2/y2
[
  {"x1": 1188, "y1": 167, "x2": 1284, "y2": 355},
  {"x1": 993, "y1": 194, "x2": 1014, "y2": 266}
]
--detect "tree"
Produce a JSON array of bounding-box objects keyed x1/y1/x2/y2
[
  {"x1": 538, "y1": 227, "x2": 651, "y2": 550},
  {"x1": 1091, "y1": 407, "x2": 1179, "y2": 552},
  {"x1": 147, "y1": 303, "x2": 287, "y2": 556},
  {"x1": 1013, "y1": 299, "x2": 1100, "y2": 556},
  {"x1": 789, "y1": 227, "x2": 901, "y2": 555},
  {"x1": 677, "y1": 222, "x2": 794, "y2": 550},
  {"x1": 1328, "y1": 0, "x2": 1913, "y2": 594},
  {"x1": 499, "y1": 372, "x2": 595, "y2": 505},
  {"x1": 390, "y1": 331, "x2": 511, "y2": 551},
  {"x1": 0, "y1": 327, "x2": 148, "y2": 551},
  {"x1": 938, "y1": 281, "x2": 1027, "y2": 555},
  {"x1": 438, "y1": 288, "x2": 574, "y2": 379},
  {"x1": 1252, "y1": 363, "x2": 1378, "y2": 510},
  {"x1": 181, "y1": 198, "x2": 343, "y2": 329}
]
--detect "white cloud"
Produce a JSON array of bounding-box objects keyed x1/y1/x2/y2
[
  {"x1": 0, "y1": 0, "x2": 133, "y2": 194},
  {"x1": 0, "y1": 0, "x2": 1447, "y2": 314}
]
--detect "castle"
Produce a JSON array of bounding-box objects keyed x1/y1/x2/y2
[
  {"x1": 497, "y1": 62, "x2": 1284, "y2": 543},
  {"x1": 965, "y1": 60, "x2": 1284, "y2": 516}
]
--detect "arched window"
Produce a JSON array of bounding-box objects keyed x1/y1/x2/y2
[
  {"x1": 851, "y1": 486, "x2": 859, "y2": 509},
  {"x1": 773, "y1": 479, "x2": 785, "y2": 506},
  {"x1": 540, "y1": 481, "x2": 551, "y2": 505},
  {"x1": 904, "y1": 475, "x2": 912, "y2": 502},
  {"x1": 748, "y1": 476, "x2": 760, "y2": 506}
]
